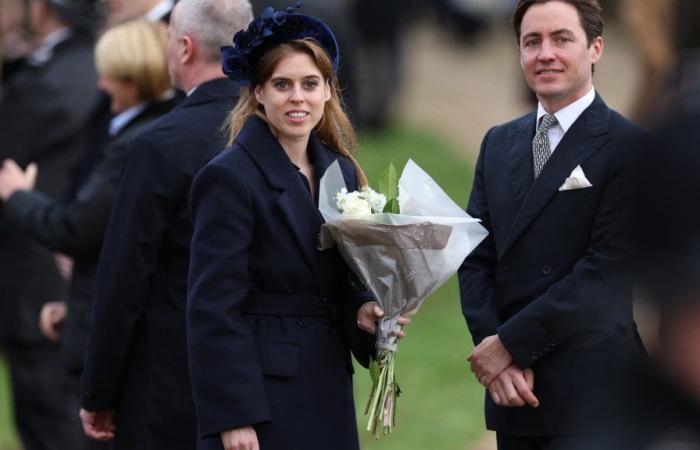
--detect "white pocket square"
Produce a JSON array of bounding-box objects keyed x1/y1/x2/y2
[{"x1": 559, "y1": 165, "x2": 593, "y2": 191}]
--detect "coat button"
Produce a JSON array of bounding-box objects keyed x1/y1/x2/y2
[
  {"x1": 541, "y1": 265, "x2": 552, "y2": 275},
  {"x1": 320, "y1": 297, "x2": 329, "y2": 303},
  {"x1": 530, "y1": 352, "x2": 538, "y2": 361},
  {"x1": 297, "y1": 319, "x2": 307, "y2": 328}
]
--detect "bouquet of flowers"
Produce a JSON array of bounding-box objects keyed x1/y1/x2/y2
[{"x1": 318, "y1": 160, "x2": 488, "y2": 437}]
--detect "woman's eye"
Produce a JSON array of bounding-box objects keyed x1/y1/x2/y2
[
  {"x1": 274, "y1": 80, "x2": 288, "y2": 89},
  {"x1": 304, "y1": 80, "x2": 319, "y2": 89}
]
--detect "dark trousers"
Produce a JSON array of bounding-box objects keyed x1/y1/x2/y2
[
  {"x1": 497, "y1": 433, "x2": 596, "y2": 450},
  {"x1": 4, "y1": 344, "x2": 88, "y2": 450}
]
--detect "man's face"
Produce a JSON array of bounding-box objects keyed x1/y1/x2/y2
[
  {"x1": 519, "y1": 1, "x2": 602, "y2": 112},
  {"x1": 103, "y1": 0, "x2": 153, "y2": 26}
]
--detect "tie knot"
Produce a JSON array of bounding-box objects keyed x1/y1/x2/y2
[{"x1": 538, "y1": 114, "x2": 558, "y2": 133}]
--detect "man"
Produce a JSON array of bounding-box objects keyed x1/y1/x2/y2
[
  {"x1": 78, "y1": 0, "x2": 253, "y2": 448},
  {"x1": 0, "y1": 1, "x2": 97, "y2": 449},
  {"x1": 458, "y1": 1, "x2": 645, "y2": 448}
]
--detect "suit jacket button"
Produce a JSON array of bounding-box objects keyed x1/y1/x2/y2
[
  {"x1": 541, "y1": 265, "x2": 552, "y2": 275},
  {"x1": 321, "y1": 297, "x2": 329, "y2": 303},
  {"x1": 530, "y1": 352, "x2": 538, "y2": 361},
  {"x1": 297, "y1": 319, "x2": 307, "y2": 328}
]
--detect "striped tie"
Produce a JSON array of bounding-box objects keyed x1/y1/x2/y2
[{"x1": 532, "y1": 114, "x2": 558, "y2": 178}]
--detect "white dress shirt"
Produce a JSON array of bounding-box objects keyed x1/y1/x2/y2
[
  {"x1": 108, "y1": 103, "x2": 147, "y2": 137},
  {"x1": 144, "y1": 0, "x2": 175, "y2": 22},
  {"x1": 536, "y1": 87, "x2": 596, "y2": 153}
]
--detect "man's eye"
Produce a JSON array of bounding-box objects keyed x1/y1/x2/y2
[
  {"x1": 524, "y1": 39, "x2": 539, "y2": 48},
  {"x1": 557, "y1": 37, "x2": 571, "y2": 43}
]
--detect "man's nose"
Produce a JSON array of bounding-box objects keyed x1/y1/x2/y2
[{"x1": 538, "y1": 40, "x2": 556, "y2": 61}]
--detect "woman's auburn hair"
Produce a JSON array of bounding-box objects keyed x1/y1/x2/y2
[
  {"x1": 226, "y1": 39, "x2": 367, "y2": 187},
  {"x1": 95, "y1": 20, "x2": 171, "y2": 101}
]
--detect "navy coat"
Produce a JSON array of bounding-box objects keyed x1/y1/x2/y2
[
  {"x1": 80, "y1": 78, "x2": 238, "y2": 450},
  {"x1": 187, "y1": 116, "x2": 374, "y2": 450},
  {"x1": 459, "y1": 95, "x2": 645, "y2": 435}
]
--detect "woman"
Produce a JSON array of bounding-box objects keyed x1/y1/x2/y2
[
  {"x1": 187, "y1": 6, "x2": 407, "y2": 450},
  {"x1": 0, "y1": 19, "x2": 174, "y2": 385}
]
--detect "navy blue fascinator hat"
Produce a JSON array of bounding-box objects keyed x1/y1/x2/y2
[{"x1": 221, "y1": 2, "x2": 339, "y2": 87}]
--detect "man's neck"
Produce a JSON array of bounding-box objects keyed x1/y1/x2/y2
[{"x1": 179, "y1": 63, "x2": 226, "y2": 94}]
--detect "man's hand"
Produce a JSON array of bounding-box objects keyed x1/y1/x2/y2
[
  {"x1": 79, "y1": 408, "x2": 115, "y2": 441},
  {"x1": 38, "y1": 301, "x2": 67, "y2": 342},
  {"x1": 356, "y1": 301, "x2": 412, "y2": 339},
  {"x1": 487, "y1": 365, "x2": 539, "y2": 408},
  {"x1": 221, "y1": 426, "x2": 259, "y2": 450},
  {"x1": 0, "y1": 159, "x2": 37, "y2": 200},
  {"x1": 468, "y1": 334, "x2": 513, "y2": 386}
]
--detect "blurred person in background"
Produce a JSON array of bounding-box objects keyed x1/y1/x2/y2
[
  {"x1": 78, "y1": 1, "x2": 252, "y2": 448},
  {"x1": 102, "y1": 0, "x2": 174, "y2": 28},
  {"x1": 0, "y1": 0, "x2": 33, "y2": 85},
  {"x1": 0, "y1": 1, "x2": 98, "y2": 449},
  {"x1": 0, "y1": 18, "x2": 174, "y2": 449}
]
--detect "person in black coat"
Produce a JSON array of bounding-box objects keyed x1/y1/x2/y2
[
  {"x1": 0, "y1": 19, "x2": 174, "y2": 411},
  {"x1": 0, "y1": 1, "x2": 98, "y2": 449},
  {"x1": 186, "y1": 6, "x2": 404, "y2": 450},
  {"x1": 78, "y1": 1, "x2": 253, "y2": 448},
  {"x1": 458, "y1": 1, "x2": 645, "y2": 448}
]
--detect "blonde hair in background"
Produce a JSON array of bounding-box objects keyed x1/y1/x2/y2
[
  {"x1": 227, "y1": 39, "x2": 367, "y2": 186},
  {"x1": 95, "y1": 19, "x2": 170, "y2": 101}
]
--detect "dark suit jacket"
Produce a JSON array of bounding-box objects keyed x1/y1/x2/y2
[
  {"x1": 187, "y1": 116, "x2": 374, "y2": 450},
  {"x1": 459, "y1": 94, "x2": 645, "y2": 435},
  {"x1": 2, "y1": 98, "x2": 174, "y2": 373},
  {"x1": 0, "y1": 31, "x2": 97, "y2": 345},
  {"x1": 80, "y1": 78, "x2": 238, "y2": 450}
]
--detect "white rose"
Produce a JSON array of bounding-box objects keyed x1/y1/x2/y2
[
  {"x1": 340, "y1": 194, "x2": 372, "y2": 218},
  {"x1": 361, "y1": 186, "x2": 387, "y2": 213}
]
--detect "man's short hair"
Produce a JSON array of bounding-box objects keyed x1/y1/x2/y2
[
  {"x1": 172, "y1": 0, "x2": 253, "y2": 63},
  {"x1": 512, "y1": 0, "x2": 604, "y2": 46}
]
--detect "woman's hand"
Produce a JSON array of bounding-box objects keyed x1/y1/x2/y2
[
  {"x1": 221, "y1": 426, "x2": 259, "y2": 450},
  {"x1": 0, "y1": 159, "x2": 37, "y2": 201},
  {"x1": 356, "y1": 301, "x2": 412, "y2": 338}
]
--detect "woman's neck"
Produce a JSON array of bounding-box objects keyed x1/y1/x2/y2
[{"x1": 272, "y1": 129, "x2": 310, "y2": 168}]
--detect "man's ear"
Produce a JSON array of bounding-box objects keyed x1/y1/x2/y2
[{"x1": 181, "y1": 35, "x2": 195, "y2": 64}]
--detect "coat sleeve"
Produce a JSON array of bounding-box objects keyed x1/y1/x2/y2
[
  {"x1": 458, "y1": 127, "x2": 501, "y2": 346},
  {"x1": 187, "y1": 160, "x2": 272, "y2": 438},
  {"x1": 497, "y1": 140, "x2": 635, "y2": 369},
  {"x1": 80, "y1": 135, "x2": 174, "y2": 411},
  {"x1": 2, "y1": 142, "x2": 124, "y2": 255}
]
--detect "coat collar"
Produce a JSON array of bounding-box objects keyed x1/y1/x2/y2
[
  {"x1": 500, "y1": 94, "x2": 611, "y2": 259},
  {"x1": 237, "y1": 116, "x2": 340, "y2": 292},
  {"x1": 178, "y1": 78, "x2": 239, "y2": 109}
]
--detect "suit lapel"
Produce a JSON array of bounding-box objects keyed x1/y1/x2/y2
[
  {"x1": 237, "y1": 117, "x2": 326, "y2": 290},
  {"x1": 507, "y1": 113, "x2": 537, "y2": 209},
  {"x1": 499, "y1": 95, "x2": 611, "y2": 259}
]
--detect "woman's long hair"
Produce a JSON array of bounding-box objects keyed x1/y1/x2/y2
[{"x1": 226, "y1": 39, "x2": 367, "y2": 186}]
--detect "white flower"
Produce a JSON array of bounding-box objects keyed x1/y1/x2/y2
[
  {"x1": 361, "y1": 186, "x2": 387, "y2": 213},
  {"x1": 335, "y1": 187, "x2": 375, "y2": 218}
]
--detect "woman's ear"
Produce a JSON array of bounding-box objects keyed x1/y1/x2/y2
[
  {"x1": 324, "y1": 79, "x2": 331, "y2": 102},
  {"x1": 254, "y1": 85, "x2": 264, "y2": 105}
]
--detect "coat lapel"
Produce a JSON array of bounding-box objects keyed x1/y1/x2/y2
[
  {"x1": 507, "y1": 113, "x2": 537, "y2": 209},
  {"x1": 499, "y1": 95, "x2": 611, "y2": 260},
  {"x1": 237, "y1": 117, "x2": 327, "y2": 290}
]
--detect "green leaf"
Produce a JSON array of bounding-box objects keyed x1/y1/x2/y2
[
  {"x1": 384, "y1": 198, "x2": 400, "y2": 214},
  {"x1": 377, "y1": 163, "x2": 398, "y2": 202}
]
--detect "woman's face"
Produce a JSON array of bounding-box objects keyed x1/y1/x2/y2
[
  {"x1": 254, "y1": 51, "x2": 331, "y2": 145},
  {"x1": 98, "y1": 76, "x2": 141, "y2": 114}
]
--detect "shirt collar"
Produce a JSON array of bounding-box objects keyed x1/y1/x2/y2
[
  {"x1": 537, "y1": 87, "x2": 596, "y2": 133},
  {"x1": 28, "y1": 27, "x2": 72, "y2": 66},
  {"x1": 144, "y1": 0, "x2": 174, "y2": 22},
  {"x1": 109, "y1": 102, "x2": 148, "y2": 137}
]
